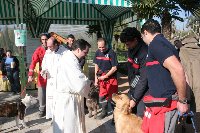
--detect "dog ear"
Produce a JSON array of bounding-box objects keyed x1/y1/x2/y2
[
  {"x1": 112, "y1": 93, "x2": 118, "y2": 102},
  {"x1": 121, "y1": 104, "x2": 129, "y2": 115}
]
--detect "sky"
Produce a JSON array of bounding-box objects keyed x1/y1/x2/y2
[
  {"x1": 175, "y1": 9, "x2": 190, "y2": 30},
  {"x1": 154, "y1": 8, "x2": 190, "y2": 31}
]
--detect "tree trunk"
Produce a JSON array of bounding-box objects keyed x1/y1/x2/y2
[{"x1": 161, "y1": 10, "x2": 172, "y2": 40}]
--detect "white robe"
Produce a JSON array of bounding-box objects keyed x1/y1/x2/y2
[
  {"x1": 53, "y1": 50, "x2": 91, "y2": 133},
  {"x1": 42, "y1": 45, "x2": 67, "y2": 119}
]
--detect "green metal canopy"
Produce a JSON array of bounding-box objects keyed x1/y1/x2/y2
[
  {"x1": 0, "y1": 0, "x2": 134, "y2": 93},
  {"x1": 0, "y1": 0, "x2": 134, "y2": 45}
]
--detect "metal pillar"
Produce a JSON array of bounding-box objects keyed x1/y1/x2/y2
[{"x1": 15, "y1": 0, "x2": 27, "y2": 98}]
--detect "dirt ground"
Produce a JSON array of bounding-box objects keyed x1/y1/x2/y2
[{"x1": 0, "y1": 73, "x2": 199, "y2": 133}]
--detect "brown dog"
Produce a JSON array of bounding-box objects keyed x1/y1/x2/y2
[
  {"x1": 86, "y1": 85, "x2": 99, "y2": 119},
  {"x1": 112, "y1": 94, "x2": 143, "y2": 133}
]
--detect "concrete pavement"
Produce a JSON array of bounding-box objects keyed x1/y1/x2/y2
[
  {"x1": 0, "y1": 90, "x2": 118, "y2": 133},
  {"x1": 0, "y1": 74, "x2": 129, "y2": 133}
]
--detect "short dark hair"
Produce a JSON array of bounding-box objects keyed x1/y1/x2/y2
[
  {"x1": 40, "y1": 33, "x2": 51, "y2": 39},
  {"x1": 67, "y1": 34, "x2": 75, "y2": 39},
  {"x1": 97, "y1": 38, "x2": 107, "y2": 45},
  {"x1": 72, "y1": 39, "x2": 91, "y2": 51},
  {"x1": 174, "y1": 39, "x2": 183, "y2": 48},
  {"x1": 51, "y1": 37, "x2": 59, "y2": 45},
  {"x1": 6, "y1": 50, "x2": 12, "y2": 54},
  {"x1": 141, "y1": 19, "x2": 161, "y2": 34},
  {"x1": 120, "y1": 27, "x2": 141, "y2": 43},
  {"x1": 40, "y1": 33, "x2": 50, "y2": 42},
  {"x1": 0, "y1": 48, "x2": 4, "y2": 53}
]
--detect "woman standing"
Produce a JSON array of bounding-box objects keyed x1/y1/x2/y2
[{"x1": 1, "y1": 50, "x2": 20, "y2": 95}]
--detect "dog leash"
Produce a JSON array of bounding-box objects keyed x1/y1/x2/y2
[
  {"x1": 177, "y1": 111, "x2": 197, "y2": 133},
  {"x1": 20, "y1": 82, "x2": 31, "y2": 97}
]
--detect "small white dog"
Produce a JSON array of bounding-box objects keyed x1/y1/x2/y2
[
  {"x1": 21, "y1": 94, "x2": 38, "y2": 108},
  {"x1": 0, "y1": 94, "x2": 38, "y2": 130}
]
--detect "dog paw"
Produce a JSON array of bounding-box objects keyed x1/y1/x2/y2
[
  {"x1": 23, "y1": 124, "x2": 28, "y2": 128},
  {"x1": 22, "y1": 122, "x2": 29, "y2": 128},
  {"x1": 88, "y1": 114, "x2": 93, "y2": 118},
  {"x1": 17, "y1": 126, "x2": 23, "y2": 130},
  {"x1": 94, "y1": 115, "x2": 97, "y2": 119}
]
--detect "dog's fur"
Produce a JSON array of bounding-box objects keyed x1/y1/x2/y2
[
  {"x1": 112, "y1": 94, "x2": 143, "y2": 133},
  {"x1": 0, "y1": 94, "x2": 37, "y2": 130},
  {"x1": 86, "y1": 85, "x2": 99, "y2": 119}
]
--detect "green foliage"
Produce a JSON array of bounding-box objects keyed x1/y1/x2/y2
[
  {"x1": 87, "y1": 51, "x2": 95, "y2": 61},
  {"x1": 86, "y1": 51, "x2": 127, "y2": 62},
  {"x1": 117, "y1": 52, "x2": 127, "y2": 62}
]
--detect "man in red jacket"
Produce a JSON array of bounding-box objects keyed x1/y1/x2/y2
[{"x1": 28, "y1": 33, "x2": 50, "y2": 117}]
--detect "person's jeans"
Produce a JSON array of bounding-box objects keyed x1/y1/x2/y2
[{"x1": 7, "y1": 70, "x2": 21, "y2": 93}]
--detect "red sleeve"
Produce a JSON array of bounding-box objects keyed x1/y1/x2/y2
[{"x1": 28, "y1": 47, "x2": 40, "y2": 76}]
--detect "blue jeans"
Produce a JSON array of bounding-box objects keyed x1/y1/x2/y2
[{"x1": 7, "y1": 70, "x2": 21, "y2": 93}]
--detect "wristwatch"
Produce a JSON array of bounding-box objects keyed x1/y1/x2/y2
[{"x1": 178, "y1": 98, "x2": 188, "y2": 104}]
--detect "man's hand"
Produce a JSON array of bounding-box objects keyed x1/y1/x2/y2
[
  {"x1": 98, "y1": 75, "x2": 108, "y2": 81},
  {"x1": 94, "y1": 80, "x2": 98, "y2": 86},
  {"x1": 28, "y1": 76, "x2": 33, "y2": 82},
  {"x1": 177, "y1": 102, "x2": 188, "y2": 115},
  {"x1": 121, "y1": 89, "x2": 130, "y2": 94},
  {"x1": 129, "y1": 100, "x2": 136, "y2": 110},
  {"x1": 40, "y1": 70, "x2": 47, "y2": 79}
]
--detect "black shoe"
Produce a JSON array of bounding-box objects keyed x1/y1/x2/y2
[
  {"x1": 39, "y1": 111, "x2": 45, "y2": 118},
  {"x1": 111, "y1": 118, "x2": 115, "y2": 126},
  {"x1": 97, "y1": 112, "x2": 107, "y2": 120}
]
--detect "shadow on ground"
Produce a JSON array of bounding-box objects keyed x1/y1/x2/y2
[{"x1": 89, "y1": 119, "x2": 115, "y2": 133}]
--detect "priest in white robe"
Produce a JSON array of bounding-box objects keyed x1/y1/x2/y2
[
  {"x1": 53, "y1": 39, "x2": 92, "y2": 133},
  {"x1": 41, "y1": 37, "x2": 68, "y2": 119}
]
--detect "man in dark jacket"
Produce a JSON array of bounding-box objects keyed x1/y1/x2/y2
[{"x1": 120, "y1": 27, "x2": 148, "y2": 117}]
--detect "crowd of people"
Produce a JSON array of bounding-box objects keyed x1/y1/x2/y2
[{"x1": 1, "y1": 19, "x2": 193, "y2": 133}]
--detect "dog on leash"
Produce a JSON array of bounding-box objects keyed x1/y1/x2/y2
[
  {"x1": 112, "y1": 94, "x2": 143, "y2": 133},
  {"x1": 86, "y1": 85, "x2": 99, "y2": 119},
  {"x1": 0, "y1": 94, "x2": 38, "y2": 130}
]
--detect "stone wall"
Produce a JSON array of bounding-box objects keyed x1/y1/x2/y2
[{"x1": 26, "y1": 38, "x2": 40, "y2": 67}]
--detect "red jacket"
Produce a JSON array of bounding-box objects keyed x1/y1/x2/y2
[
  {"x1": 142, "y1": 95, "x2": 177, "y2": 133},
  {"x1": 28, "y1": 46, "x2": 47, "y2": 88}
]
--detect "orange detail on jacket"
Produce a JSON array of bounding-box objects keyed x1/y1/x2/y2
[
  {"x1": 28, "y1": 46, "x2": 47, "y2": 88},
  {"x1": 96, "y1": 57, "x2": 111, "y2": 61},
  {"x1": 128, "y1": 57, "x2": 140, "y2": 69},
  {"x1": 142, "y1": 95, "x2": 177, "y2": 133}
]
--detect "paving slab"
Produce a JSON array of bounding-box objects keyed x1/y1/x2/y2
[
  {"x1": 0, "y1": 73, "x2": 128, "y2": 133},
  {"x1": 0, "y1": 92, "x2": 115, "y2": 133},
  {"x1": 1, "y1": 74, "x2": 200, "y2": 133}
]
